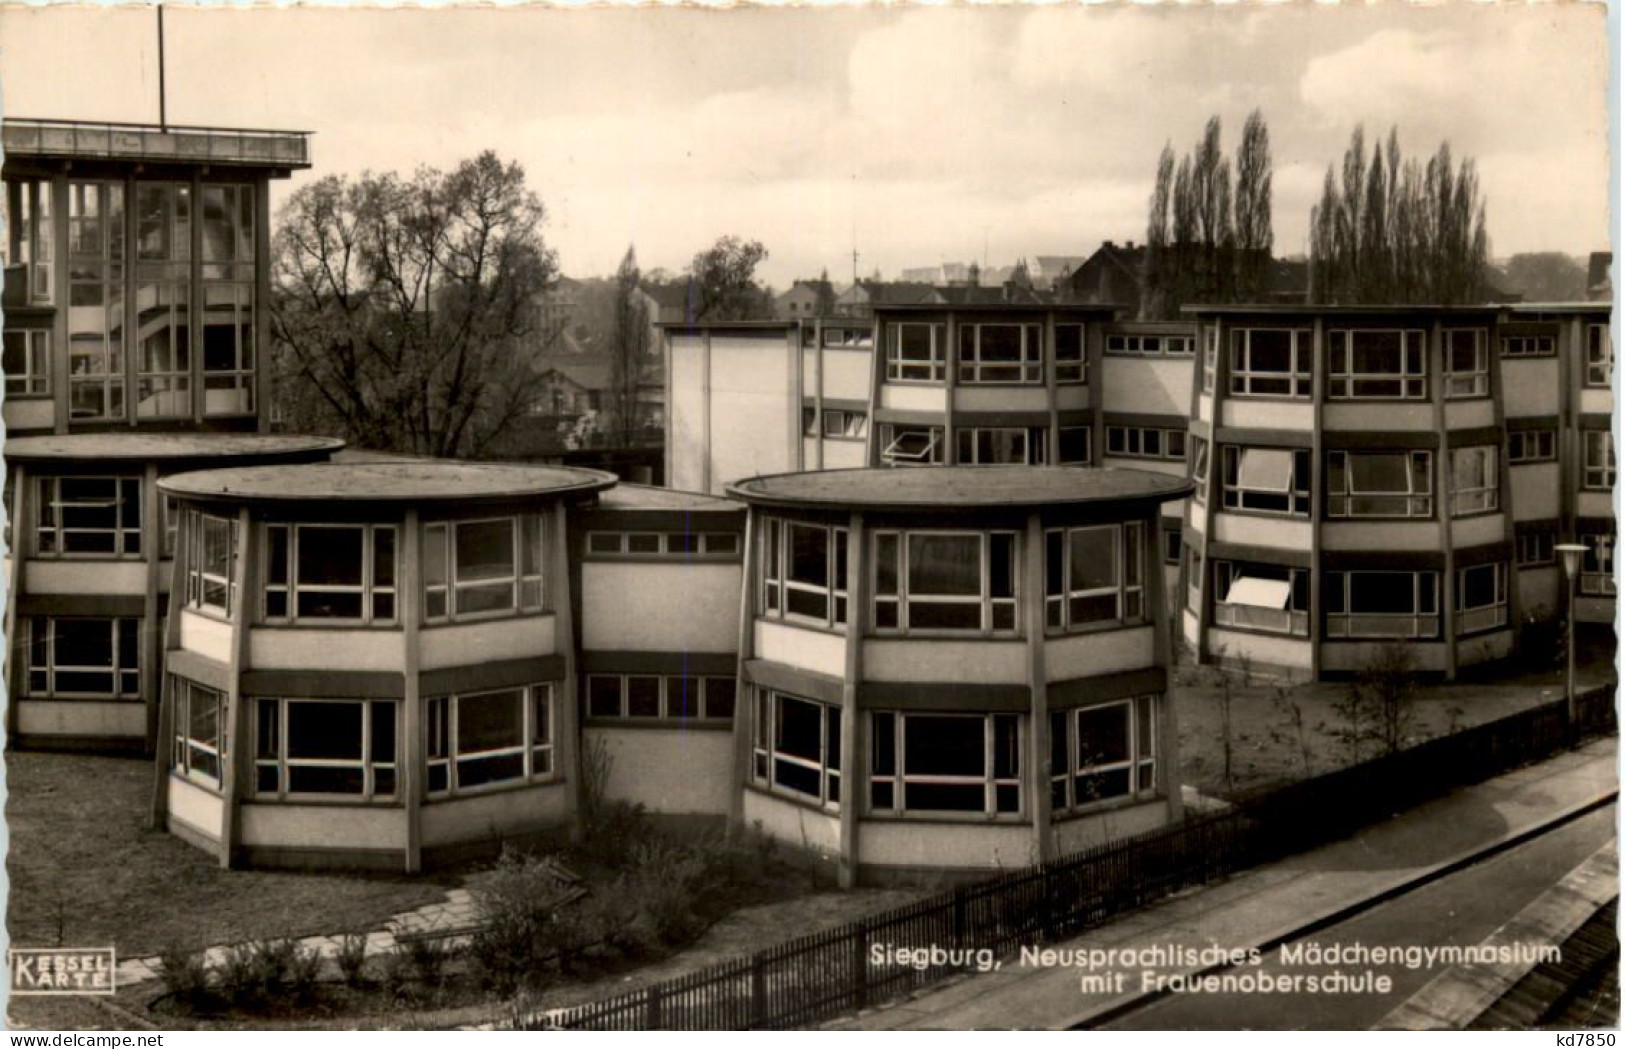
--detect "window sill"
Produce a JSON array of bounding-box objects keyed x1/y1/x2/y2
[
  {"x1": 861, "y1": 810, "x2": 1026, "y2": 826},
  {"x1": 1450, "y1": 507, "x2": 1502, "y2": 520},
  {"x1": 583, "y1": 553, "x2": 741, "y2": 565},
  {"x1": 1217, "y1": 507, "x2": 1310, "y2": 522},
  {"x1": 1205, "y1": 621, "x2": 1310, "y2": 641},
  {"x1": 757, "y1": 614, "x2": 848, "y2": 637},
  {"x1": 744, "y1": 781, "x2": 838, "y2": 816},
  {"x1": 870, "y1": 630, "x2": 1023, "y2": 642},
  {"x1": 1045, "y1": 620, "x2": 1150, "y2": 639},
  {"x1": 1324, "y1": 396, "x2": 1430, "y2": 404},
  {"x1": 246, "y1": 795, "x2": 406, "y2": 809},
  {"x1": 31, "y1": 554, "x2": 146, "y2": 562},
  {"x1": 3, "y1": 392, "x2": 53, "y2": 401},
  {"x1": 1325, "y1": 514, "x2": 1435, "y2": 523},
  {"x1": 425, "y1": 776, "x2": 565, "y2": 803},
  {"x1": 257, "y1": 620, "x2": 403, "y2": 631},
  {"x1": 422, "y1": 608, "x2": 551, "y2": 629},
  {"x1": 22, "y1": 693, "x2": 143, "y2": 703},
  {"x1": 1052, "y1": 791, "x2": 1162, "y2": 822},
  {"x1": 169, "y1": 770, "x2": 223, "y2": 797},
  {"x1": 583, "y1": 717, "x2": 732, "y2": 732},
  {"x1": 184, "y1": 606, "x2": 234, "y2": 624},
  {"x1": 1225, "y1": 393, "x2": 1312, "y2": 403}
]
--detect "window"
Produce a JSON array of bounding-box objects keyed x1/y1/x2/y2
[
  {"x1": 956, "y1": 427, "x2": 1047, "y2": 465},
  {"x1": 752, "y1": 690, "x2": 840, "y2": 808},
  {"x1": 759, "y1": 518, "x2": 848, "y2": 629},
  {"x1": 201, "y1": 184, "x2": 256, "y2": 416},
  {"x1": 958, "y1": 323, "x2": 1042, "y2": 384},
  {"x1": 822, "y1": 409, "x2": 868, "y2": 441},
  {"x1": 6, "y1": 178, "x2": 53, "y2": 305},
  {"x1": 1501, "y1": 334, "x2": 1555, "y2": 358},
  {"x1": 1230, "y1": 329, "x2": 1311, "y2": 398},
  {"x1": 427, "y1": 685, "x2": 555, "y2": 795},
  {"x1": 1201, "y1": 326, "x2": 1218, "y2": 393},
  {"x1": 1050, "y1": 696, "x2": 1157, "y2": 812},
  {"x1": 869, "y1": 712, "x2": 1020, "y2": 816},
  {"x1": 1585, "y1": 324, "x2": 1612, "y2": 388},
  {"x1": 879, "y1": 424, "x2": 944, "y2": 467},
  {"x1": 1508, "y1": 430, "x2": 1556, "y2": 464},
  {"x1": 27, "y1": 617, "x2": 140, "y2": 698},
  {"x1": 423, "y1": 515, "x2": 545, "y2": 622},
  {"x1": 254, "y1": 698, "x2": 397, "y2": 799},
  {"x1": 264, "y1": 524, "x2": 396, "y2": 623},
  {"x1": 1328, "y1": 329, "x2": 1427, "y2": 400},
  {"x1": 1163, "y1": 527, "x2": 1182, "y2": 565},
  {"x1": 1449, "y1": 446, "x2": 1499, "y2": 515},
  {"x1": 4, "y1": 330, "x2": 49, "y2": 395},
  {"x1": 162, "y1": 495, "x2": 179, "y2": 559},
  {"x1": 1044, "y1": 522, "x2": 1144, "y2": 632},
  {"x1": 1456, "y1": 563, "x2": 1509, "y2": 634},
  {"x1": 172, "y1": 679, "x2": 226, "y2": 786},
  {"x1": 135, "y1": 182, "x2": 193, "y2": 420},
  {"x1": 184, "y1": 510, "x2": 239, "y2": 616},
  {"x1": 886, "y1": 323, "x2": 945, "y2": 382},
  {"x1": 1055, "y1": 324, "x2": 1087, "y2": 383},
  {"x1": 1189, "y1": 436, "x2": 1211, "y2": 502},
  {"x1": 1581, "y1": 533, "x2": 1616, "y2": 596},
  {"x1": 1213, "y1": 562, "x2": 1309, "y2": 636},
  {"x1": 1185, "y1": 544, "x2": 1203, "y2": 613},
  {"x1": 1058, "y1": 426, "x2": 1092, "y2": 465},
  {"x1": 585, "y1": 674, "x2": 735, "y2": 722},
  {"x1": 585, "y1": 531, "x2": 739, "y2": 559},
  {"x1": 67, "y1": 181, "x2": 125, "y2": 421},
  {"x1": 1327, "y1": 451, "x2": 1432, "y2": 518},
  {"x1": 1220, "y1": 447, "x2": 1310, "y2": 517},
  {"x1": 1325, "y1": 571, "x2": 1440, "y2": 639},
  {"x1": 1443, "y1": 329, "x2": 1489, "y2": 398},
  {"x1": 1583, "y1": 431, "x2": 1616, "y2": 490},
  {"x1": 1517, "y1": 531, "x2": 1555, "y2": 567},
  {"x1": 1106, "y1": 426, "x2": 1187, "y2": 462},
  {"x1": 873, "y1": 530, "x2": 1017, "y2": 634},
  {"x1": 1106, "y1": 333, "x2": 1194, "y2": 356},
  {"x1": 36, "y1": 477, "x2": 142, "y2": 556}
]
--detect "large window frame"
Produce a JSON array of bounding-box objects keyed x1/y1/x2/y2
[
  {"x1": 957, "y1": 323, "x2": 1043, "y2": 384},
  {"x1": 1055, "y1": 324, "x2": 1087, "y2": 383},
  {"x1": 1442, "y1": 329, "x2": 1489, "y2": 399},
  {"x1": 585, "y1": 530, "x2": 740, "y2": 559},
  {"x1": 751, "y1": 689, "x2": 841, "y2": 810},
  {"x1": 35, "y1": 476, "x2": 143, "y2": 558},
  {"x1": 1326, "y1": 450, "x2": 1433, "y2": 519},
  {"x1": 1585, "y1": 324, "x2": 1612, "y2": 388},
  {"x1": 201, "y1": 183, "x2": 257, "y2": 417},
  {"x1": 759, "y1": 517, "x2": 849, "y2": 630},
  {"x1": 27, "y1": 616, "x2": 141, "y2": 699},
  {"x1": 172, "y1": 678, "x2": 227, "y2": 788},
  {"x1": 1050, "y1": 696, "x2": 1157, "y2": 813},
  {"x1": 1229, "y1": 328, "x2": 1312, "y2": 399},
  {"x1": 184, "y1": 509, "x2": 239, "y2": 617},
  {"x1": 1325, "y1": 571, "x2": 1440, "y2": 640},
  {"x1": 253, "y1": 697, "x2": 398, "y2": 801},
  {"x1": 885, "y1": 323, "x2": 946, "y2": 383},
  {"x1": 263, "y1": 523, "x2": 397, "y2": 625},
  {"x1": 1328, "y1": 328, "x2": 1428, "y2": 400},
  {"x1": 1058, "y1": 426, "x2": 1092, "y2": 465},
  {"x1": 1501, "y1": 334, "x2": 1555, "y2": 358},
  {"x1": 1044, "y1": 522, "x2": 1145, "y2": 634},
  {"x1": 1583, "y1": 431, "x2": 1616, "y2": 490},
  {"x1": 6, "y1": 178, "x2": 54, "y2": 305},
  {"x1": 1106, "y1": 332, "x2": 1194, "y2": 357},
  {"x1": 955, "y1": 427, "x2": 1047, "y2": 465},
  {"x1": 1220, "y1": 446, "x2": 1310, "y2": 517},
  {"x1": 1516, "y1": 530, "x2": 1555, "y2": 568},
  {"x1": 67, "y1": 180, "x2": 126, "y2": 422},
  {"x1": 422, "y1": 515, "x2": 545, "y2": 623},
  {"x1": 1449, "y1": 446, "x2": 1499, "y2": 516},
  {"x1": 1581, "y1": 533, "x2": 1616, "y2": 597},
  {"x1": 1508, "y1": 430, "x2": 1557, "y2": 464},
  {"x1": 426, "y1": 684, "x2": 555, "y2": 797},
  {"x1": 1106, "y1": 425, "x2": 1187, "y2": 462},
  {"x1": 585, "y1": 674, "x2": 736, "y2": 723},
  {"x1": 1213, "y1": 562, "x2": 1309, "y2": 637},
  {"x1": 1456, "y1": 563, "x2": 1509, "y2": 635},
  {"x1": 134, "y1": 181, "x2": 193, "y2": 421},
  {"x1": 4, "y1": 329, "x2": 50, "y2": 396},
  {"x1": 869, "y1": 711, "x2": 1021, "y2": 817},
  {"x1": 872, "y1": 529, "x2": 1018, "y2": 636}
]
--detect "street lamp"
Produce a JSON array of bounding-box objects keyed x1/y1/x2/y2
[{"x1": 1555, "y1": 542, "x2": 1588, "y2": 745}]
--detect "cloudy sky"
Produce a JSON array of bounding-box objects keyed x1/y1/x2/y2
[{"x1": 0, "y1": 3, "x2": 1608, "y2": 288}]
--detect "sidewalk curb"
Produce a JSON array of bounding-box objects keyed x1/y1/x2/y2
[{"x1": 1057, "y1": 787, "x2": 1619, "y2": 1031}]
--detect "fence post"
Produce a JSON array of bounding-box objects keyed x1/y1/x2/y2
[
  {"x1": 951, "y1": 885, "x2": 967, "y2": 950},
  {"x1": 853, "y1": 922, "x2": 870, "y2": 1011},
  {"x1": 750, "y1": 952, "x2": 767, "y2": 1029},
  {"x1": 645, "y1": 985, "x2": 663, "y2": 1030}
]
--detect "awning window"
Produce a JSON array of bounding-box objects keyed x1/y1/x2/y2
[
  {"x1": 1236, "y1": 448, "x2": 1293, "y2": 492},
  {"x1": 1222, "y1": 575, "x2": 1292, "y2": 609}
]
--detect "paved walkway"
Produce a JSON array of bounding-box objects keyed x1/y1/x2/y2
[
  {"x1": 831, "y1": 737, "x2": 1619, "y2": 1031},
  {"x1": 114, "y1": 887, "x2": 482, "y2": 987}
]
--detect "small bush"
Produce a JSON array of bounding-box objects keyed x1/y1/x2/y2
[
  {"x1": 336, "y1": 932, "x2": 370, "y2": 988},
  {"x1": 404, "y1": 935, "x2": 454, "y2": 986},
  {"x1": 216, "y1": 942, "x2": 264, "y2": 1005},
  {"x1": 576, "y1": 798, "x2": 655, "y2": 870},
  {"x1": 284, "y1": 943, "x2": 323, "y2": 1002},
  {"x1": 624, "y1": 840, "x2": 707, "y2": 945},
  {"x1": 157, "y1": 942, "x2": 211, "y2": 1007}
]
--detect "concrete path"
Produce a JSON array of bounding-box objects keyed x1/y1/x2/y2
[
  {"x1": 114, "y1": 887, "x2": 481, "y2": 988},
  {"x1": 830, "y1": 737, "x2": 1619, "y2": 1031}
]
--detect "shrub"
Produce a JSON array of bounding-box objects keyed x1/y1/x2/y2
[
  {"x1": 576, "y1": 798, "x2": 655, "y2": 870},
  {"x1": 404, "y1": 935, "x2": 454, "y2": 987},
  {"x1": 336, "y1": 932, "x2": 370, "y2": 988},
  {"x1": 624, "y1": 840, "x2": 707, "y2": 945},
  {"x1": 378, "y1": 945, "x2": 413, "y2": 998},
  {"x1": 470, "y1": 848, "x2": 572, "y2": 991},
  {"x1": 157, "y1": 942, "x2": 211, "y2": 1007},
  {"x1": 284, "y1": 943, "x2": 323, "y2": 1003},
  {"x1": 216, "y1": 942, "x2": 265, "y2": 1006}
]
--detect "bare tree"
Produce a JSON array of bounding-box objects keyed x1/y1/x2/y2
[{"x1": 270, "y1": 152, "x2": 561, "y2": 458}]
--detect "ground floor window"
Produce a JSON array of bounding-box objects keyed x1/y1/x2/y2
[
  {"x1": 752, "y1": 690, "x2": 840, "y2": 809},
  {"x1": 1050, "y1": 695, "x2": 1157, "y2": 812},
  {"x1": 1456, "y1": 563, "x2": 1509, "y2": 635},
  {"x1": 1213, "y1": 562, "x2": 1309, "y2": 636},
  {"x1": 427, "y1": 685, "x2": 554, "y2": 795},
  {"x1": 27, "y1": 616, "x2": 140, "y2": 698},
  {"x1": 870, "y1": 711, "x2": 1019, "y2": 816},
  {"x1": 172, "y1": 678, "x2": 227, "y2": 787},
  {"x1": 585, "y1": 674, "x2": 735, "y2": 722},
  {"x1": 1325, "y1": 571, "x2": 1440, "y2": 639},
  {"x1": 254, "y1": 697, "x2": 397, "y2": 799},
  {"x1": 1581, "y1": 533, "x2": 1616, "y2": 597}
]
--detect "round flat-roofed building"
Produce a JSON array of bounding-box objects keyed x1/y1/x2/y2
[
  {"x1": 5, "y1": 433, "x2": 344, "y2": 751},
  {"x1": 726, "y1": 465, "x2": 1193, "y2": 885},
  {"x1": 154, "y1": 460, "x2": 616, "y2": 871}
]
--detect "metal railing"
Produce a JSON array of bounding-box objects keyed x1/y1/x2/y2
[
  {"x1": 2, "y1": 118, "x2": 311, "y2": 167},
  {"x1": 536, "y1": 684, "x2": 1617, "y2": 1031}
]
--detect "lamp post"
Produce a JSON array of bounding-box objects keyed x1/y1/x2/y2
[{"x1": 1555, "y1": 542, "x2": 1588, "y2": 746}]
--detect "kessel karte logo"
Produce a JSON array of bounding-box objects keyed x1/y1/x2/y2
[{"x1": 8, "y1": 948, "x2": 117, "y2": 995}]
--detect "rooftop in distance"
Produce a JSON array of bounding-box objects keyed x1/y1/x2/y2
[
  {"x1": 596, "y1": 482, "x2": 742, "y2": 513},
  {"x1": 1, "y1": 118, "x2": 312, "y2": 170},
  {"x1": 160, "y1": 461, "x2": 617, "y2": 505},
  {"x1": 728, "y1": 465, "x2": 1194, "y2": 512},
  {"x1": 6, "y1": 433, "x2": 344, "y2": 463}
]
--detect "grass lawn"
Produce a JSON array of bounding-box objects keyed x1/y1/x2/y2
[{"x1": 4, "y1": 752, "x2": 452, "y2": 959}]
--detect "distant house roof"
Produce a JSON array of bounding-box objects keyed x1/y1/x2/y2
[
  {"x1": 1034, "y1": 255, "x2": 1088, "y2": 277},
  {"x1": 840, "y1": 280, "x2": 938, "y2": 306},
  {"x1": 931, "y1": 283, "x2": 1049, "y2": 306}
]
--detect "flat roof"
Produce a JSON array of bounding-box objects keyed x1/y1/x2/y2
[
  {"x1": 1183, "y1": 303, "x2": 1508, "y2": 316},
  {"x1": 595, "y1": 483, "x2": 743, "y2": 513},
  {"x1": 6, "y1": 434, "x2": 344, "y2": 463},
  {"x1": 872, "y1": 303, "x2": 1121, "y2": 315},
  {"x1": 1509, "y1": 302, "x2": 1612, "y2": 315},
  {"x1": 728, "y1": 466, "x2": 1193, "y2": 512},
  {"x1": 2, "y1": 118, "x2": 311, "y2": 171},
  {"x1": 160, "y1": 461, "x2": 617, "y2": 505}
]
